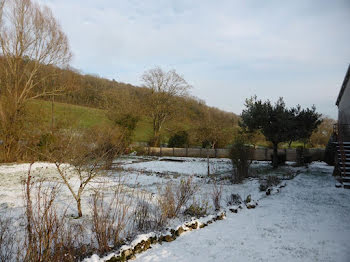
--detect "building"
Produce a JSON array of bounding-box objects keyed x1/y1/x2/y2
[{"x1": 335, "y1": 64, "x2": 350, "y2": 188}]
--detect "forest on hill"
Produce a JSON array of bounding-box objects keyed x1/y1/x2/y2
[{"x1": 22, "y1": 65, "x2": 240, "y2": 148}]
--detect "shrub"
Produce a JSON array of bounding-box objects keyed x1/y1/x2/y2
[
  {"x1": 0, "y1": 217, "x2": 15, "y2": 262},
  {"x1": 211, "y1": 181, "x2": 222, "y2": 211},
  {"x1": 226, "y1": 193, "x2": 242, "y2": 206},
  {"x1": 132, "y1": 195, "x2": 155, "y2": 232},
  {"x1": 296, "y1": 147, "x2": 312, "y2": 166},
  {"x1": 157, "y1": 177, "x2": 198, "y2": 219},
  {"x1": 168, "y1": 131, "x2": 189, "y2": 148},
  {"x1": 260, "y1": 175, "x2": 281, "y2": 191},
  {"x1": 91, "y1": 186, "x2": 131, "y2": 254},
  {"x1": 324, "y1": 135, "x2": 336, "y2": 166},
  {"x1": 184, "y1": 199, "x2": 209, "y2": 218},
  {"x1": 23, "y1": 167, "x2": 86, "y2": 262},
  {"x1": 229, "y1": 137, "x2": 253, "y2": 183},
  {"x1": 270, "y1": 153, "x2": 286, "y2": 165}
]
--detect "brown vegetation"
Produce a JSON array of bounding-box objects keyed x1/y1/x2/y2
[{"x1": 0, "y1": 0, "x2": 71, "y2": 162}]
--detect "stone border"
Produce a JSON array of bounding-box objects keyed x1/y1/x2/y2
[{"x1": 105, "y1": 212, "x2": 226, "y2": 262}]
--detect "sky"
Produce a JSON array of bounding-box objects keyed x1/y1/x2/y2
[{"x1": 40, "y1": 0, "x2": 350, "y2": 118}]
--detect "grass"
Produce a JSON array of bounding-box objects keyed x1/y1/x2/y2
[
  {"x1": 28, "y1": 99, "x2": 110, "y2": 128},
  {"x1": 27, "y1": 100, "x2": 154, "y2": 143},
  {"x1": 26, "y1": 100, "x2": 204, "y2": 145}
]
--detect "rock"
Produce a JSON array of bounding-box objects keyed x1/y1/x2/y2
[
  {"x1": 216, "y1": 212, "x2": 225, "y2": 220},
  {"x1": 122, "y1": 249, "x2": 133, "y2": 258},
  {"x1": 229, "y1": 208, "x2": 238, "y2": 213},
  {"x1": 127, "y1": 254, "x2": 136, "y2": 260},
  {"x1": 107, "y1": 255, "x2": 125, "y2": 262},
  {"x1": 266, "y1": 188, "x2": 271, "y2": 195},
  {"x1": 133, "y1": 243, "x2": 143, "y2": 254},
  {"x1": 246, "y1": 201, "x2": 257, "y2": 209},
  {"x1": 279, "y1": 183, "x2": 286, "y2": 188},
  {"x1": 163, "y1": 235, "x2": 175, "y2": 242},
  {"x1": 170, "y1": 229, "x2": 176, "y2": 236},
  {"x1": 187, "y1": 222, "x2": 198, "y2": 230},
  {"x1": 144, "y1": 239, "x2": 151, "y2": 250},
  {"x1": 199, "y1": 223, "x2": 207, "y2": 228},
  {"x1": 207, "y1": 220, "x2": 213, "y2": 224},
  {"x1": 150, "y1": 236, "x2": 158, "y2": 244},
  {"x1": 176, "y1": 227, "x2": 185, "y2": 236},
  {"x1": 245, "y1": 194, "x2": 251, "y2": 203}
]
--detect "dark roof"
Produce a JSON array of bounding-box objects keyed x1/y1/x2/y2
[{"x1": 336, "y1": 64, "x2": 350, "y2": 106}]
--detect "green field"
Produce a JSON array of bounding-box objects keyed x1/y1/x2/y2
[{"x1": 27, "y1": 100, "x2": 153, "y2": 142}]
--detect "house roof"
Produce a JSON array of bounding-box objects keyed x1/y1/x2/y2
[{"x1": 336, "y1": 64, "x2": 350, "y2": 106}]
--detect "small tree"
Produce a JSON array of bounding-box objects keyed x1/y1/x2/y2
[
  {"x1": 142, "y1": 67, "x2": 191, "y2": 146},
  {"x1": 240, "y1": 97, "x2": 293, "y2": 168},
  {"x1": 44, "y1": 127, "x2": 125, "y2": 217},
  {"x1": 229, "y1": 136, "x2": 253, "y2": 183}
]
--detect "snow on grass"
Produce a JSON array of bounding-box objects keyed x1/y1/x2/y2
[
  {"x1": 122, "y1": 157, "x2": 232, "y2": 175},
  {"x1": 1, "y1": 157, "x2": 346, "y2": 262},
  {"x1": 132, "y1": 162, "x2": 350, "y2": 262}
]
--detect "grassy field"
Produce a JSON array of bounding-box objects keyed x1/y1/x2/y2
[{"x1": 27, "y1": 100, "x2": 153, "y2": 142}]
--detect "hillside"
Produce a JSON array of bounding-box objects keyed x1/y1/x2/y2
[
  {"x1": 27, "y1": 100, "x2": 155, "y2": 142},
  {"x1": 30, "y1": 68, "x2": 240, "y2": 146}
]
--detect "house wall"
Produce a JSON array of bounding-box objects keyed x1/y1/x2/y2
[{"x1": 339, "y1": 77, "x2": 350, "y2": 125}]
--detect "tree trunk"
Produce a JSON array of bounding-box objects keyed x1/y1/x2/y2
[
  {"x1": 207, "y1": 149, "x2": 210, "y2": 176},
  {"x1": 273, "y1": 142, "x2": 278, "y2": 169},
  {"x1": 77, "y1": 198, "x2": 82, "y2": 218}
]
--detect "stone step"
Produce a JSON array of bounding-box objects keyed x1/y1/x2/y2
[
  {"x1": 344, "y1": 184, "x2": 350, "y2": 189},
  {"x1": 333, "y1": 142, "x2": 350, "y2": 145}
]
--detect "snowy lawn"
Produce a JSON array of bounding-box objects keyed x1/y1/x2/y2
[
  {"x1": 1, "y1": 157, "x2": 347, "y2": 261},
  {"x1": 132, "y1": 162, "x2": 350, "y2": 262}
]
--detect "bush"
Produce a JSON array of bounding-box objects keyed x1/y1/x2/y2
[
  {"x1": 226, "y1": 194, "x2": 242, "y2": 206},
  {"x1": 260, "y1": 175, "x2": 281, "y2": 191},
  {"x1": 157, "y1": 177, "x2": 198, "y2": 219},
  {"x1": 229, "y1": 137, "x2": 253, "y2": 183},
  {"x1": 324, "y1": 135, "x2": 336, "y2": 166},
  {"x1": 132, "y1": 195, "x2": 155, "y2": 232},
  {"x1": 91, "y1": 186, "x2": 130, "y2": 254},
  {"x1": 183, "y1": 200, "x2": 209, "y2": 218},
  {"x1": 211, "y1": 181, "x2": 222, "y2": 211},
  {"x1": 296, "y1": 147, "x2": 311, "y2": 166},
  {"x1": 168, "y1": 131, "x2": 189, "y2": 148},
  {"x1": 270, "y1": 153, "x2": 286, "y2": 165},
  {"x1": 0, "y1": 217, "x2": 15, "y2": 262},
  {"x1": 23, "y1": 170, "x2": 87, "y2": 262}
]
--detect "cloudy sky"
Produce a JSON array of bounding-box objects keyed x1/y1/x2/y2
[{"x1": 40, "y1": 0, "x2": 350, "y2": 118}]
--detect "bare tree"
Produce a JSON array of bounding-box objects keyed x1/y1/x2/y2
[
  {"x1": 49, "y1": 127, "x2": 125, "y2": 218},
  {"x1": 0, "y1": 0, "x2": 71, "y2": 161},
  {"x1": 142, "y1": 67, "x2": 191, "y2": 146}
]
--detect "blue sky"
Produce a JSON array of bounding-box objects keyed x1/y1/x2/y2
[{"x1": 40, "y1": 0, "x2": 350, "y2": 118}]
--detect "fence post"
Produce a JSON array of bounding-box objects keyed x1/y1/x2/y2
[{"x1": 215, "y1": 148, "x2": 217, "y2": 158}]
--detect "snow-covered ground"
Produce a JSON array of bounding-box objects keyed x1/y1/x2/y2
[
  {"x1": 132, "y1": 162, "x2": 350, "y2": 262},
  {"x1": 1, "y1": 157, "x2": 348, "y2": 261}
]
